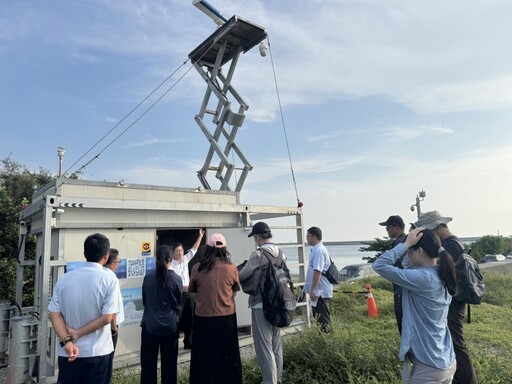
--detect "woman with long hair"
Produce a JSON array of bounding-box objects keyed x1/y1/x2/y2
[
  {"x1": 372, "y1": 227, "x2": 457, "y2": 383},
  {"x1": 140, "y1": 245, "x2": 182, "y2": 384},
  {"x1": 188, "y1": 233, "x2": 242, "y2": 384}
]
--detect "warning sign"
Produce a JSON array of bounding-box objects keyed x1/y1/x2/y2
[{"x1": 141, "y1": 242, "x2": 152, "y2": 256}]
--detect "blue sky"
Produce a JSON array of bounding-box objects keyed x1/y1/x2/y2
[{"x1": 2, "y1": 1, "x2": 512, "y2": 240}]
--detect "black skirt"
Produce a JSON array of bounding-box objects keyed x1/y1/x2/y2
[{"x1": 189, "y1": 313, "x2": 243, "y2": 384}]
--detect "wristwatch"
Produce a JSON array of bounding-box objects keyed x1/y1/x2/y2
[{"x1": 59, "y1": 336, "x2": 73, "y2": 347}]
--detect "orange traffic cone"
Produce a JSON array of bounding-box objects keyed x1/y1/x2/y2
[{"x1": 365, "y1": 284, "x2": 378, "y2": 318}]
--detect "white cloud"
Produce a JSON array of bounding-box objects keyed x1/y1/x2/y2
[
  {"x1": 124, "y1": 136, "x2": 185, "y2": 148},
  {"x1": 383, "y1": 124, "x2": 454, "y2": 141}
]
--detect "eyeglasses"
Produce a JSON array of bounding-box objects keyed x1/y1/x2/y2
[{"x1": 385, "y1": 225, "x2": 396, "y2": 230}]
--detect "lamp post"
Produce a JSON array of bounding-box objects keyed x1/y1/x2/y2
[
  {"x1": 57, "y1": 147, "x2": 66, "y2": 177},
  {"x1": 410, "y1": 189, "x2": 426, "y2": 219}
]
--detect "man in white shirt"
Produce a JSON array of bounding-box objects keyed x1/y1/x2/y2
[
  {"x1": 171, "y1": 228, "x2": 205, "y2": 349},
  {"x1": 48, "y1": 233, "x2": 120, "y2": 384},
  {"x1": 304, "y1": 226, "x2": 333, "y2": 332}
]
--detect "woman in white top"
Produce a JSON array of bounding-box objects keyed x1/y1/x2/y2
[{"x1": 171, "y1": 228, "x2": 205, "y2": 349}]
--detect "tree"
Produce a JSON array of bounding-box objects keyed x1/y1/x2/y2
[
  {"x1": 0, "y1": 157, "x2": 54, "y2": 303},
  {"x1": 469, "y1": 235, "x2": 512, "y2": 262},
  {"x1": 359, "y1": 237, "x2": 394, "y2": 263}
]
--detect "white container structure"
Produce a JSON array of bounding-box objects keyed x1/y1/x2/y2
[{"x1": 13, "y1": 179, "x2": 307, "y2": 383}]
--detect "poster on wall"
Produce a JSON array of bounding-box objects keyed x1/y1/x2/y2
[
  {"x1": 141, "y1": 241, "x2": 152, "y2": 256},
  {"x1": 120, "y1": 287, "x2": 143, "y2": 327},
  {"x1": 145, "y1": 257, "x2": 155, "y2": 273},
  {"x1": 66, "y1": 261, "x2": 86, "y2": 272},
  {"x1": 114, "y1": 259, "x2": 127, "y2": 279}
]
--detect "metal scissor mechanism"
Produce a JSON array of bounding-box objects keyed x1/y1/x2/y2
[{"x1": 189, "y1": 16, "x2": 267, "y2": 192}]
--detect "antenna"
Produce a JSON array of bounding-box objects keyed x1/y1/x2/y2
[{"x1": 192, "y1": 0, "x2": 227, "y2": 26}]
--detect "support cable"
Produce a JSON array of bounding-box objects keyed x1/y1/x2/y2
[
  {"x1": 62, "y1": 60, "x2": 189, "y2": 178},
  {"x1": 59, "y1": 39, "x2": 218, "y2": 183},
  {"x1": 267, "y1": 38, "x2": 303, "y2": 208}
]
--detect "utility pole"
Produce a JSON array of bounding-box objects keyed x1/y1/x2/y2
[{"x1": 410, "y1": 189, "x2": 426, "y2": 219}]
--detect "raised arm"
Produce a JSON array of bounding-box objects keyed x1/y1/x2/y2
[
  {"x1": 372, "y1": 228, "x2": 431, "y2": 291},
  {"x1": 191, "y1": 228, "x2": 206, "y2": 252}
]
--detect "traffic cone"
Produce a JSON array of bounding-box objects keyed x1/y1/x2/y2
[{"x1": 365, "y1": 284, "x2": 378, "y2": 318}]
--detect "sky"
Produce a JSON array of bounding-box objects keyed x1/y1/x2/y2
[{"x1": 2, "y1": 0, "x2": 512, "y2": 241}]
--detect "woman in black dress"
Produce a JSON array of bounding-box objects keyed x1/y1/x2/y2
[{"x1": 140, "y1": 245, "x2": 182, "y2": 384}]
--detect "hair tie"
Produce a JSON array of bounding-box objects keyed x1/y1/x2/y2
[{"x1": 438, "y1": 247, "x2": 445, "y2": 255}]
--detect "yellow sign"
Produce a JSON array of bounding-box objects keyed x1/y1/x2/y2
[{"x1": 141, "y1": 242, "x2": 152, "y2": 256}]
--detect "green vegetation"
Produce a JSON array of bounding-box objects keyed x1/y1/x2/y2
[
  {"x1": 469, "y1": 235, "x2": 512, "y2": 262},
  {"x1": 0, "y1": 157, "x2": 54, "y2": 304},
  {"x1": 114, "y1": 271, "x2": 512, "y2": 384},
  {"x1": 359, "y1": 237, "x2": 393, "y2": 263}
]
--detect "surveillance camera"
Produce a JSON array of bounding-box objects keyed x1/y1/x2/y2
[
  {"x1": 410, "y1": 205, "x2": 415, "y2": 212},
  {"x1": 259, "y1": 41, "x2": 268, "y2": 57}
]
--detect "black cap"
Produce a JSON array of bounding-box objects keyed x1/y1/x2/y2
[
  {"x1": 248, "y1": 222, "x2": 272, "y2": 237},
  {"x1": 379, "y1": 215, "x2": 405, "y2": 228}
]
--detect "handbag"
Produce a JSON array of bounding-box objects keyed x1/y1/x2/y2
[{"x1": 322, "y1": 257, "x2": 340, "y2": 284}]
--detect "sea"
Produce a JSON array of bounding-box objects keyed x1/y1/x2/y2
[{"x1": 284, "y1": 243, "x2": 373, "y2": 275}]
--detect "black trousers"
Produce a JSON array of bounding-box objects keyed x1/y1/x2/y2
[
  {"x1": 57, "y1": 354, "x2": 110, "y2": 384},
  {"x1": 312, "y1": 297, "x2": 331, "y2": 332},
  {"x1": 140, "y1": 324, "x2": 178, "y2": 384},
  {"x1": 179, "y1": 292, "x2": 193, "y2": 347},
  {"x1": 448, "y1": 299, "x2": 477, "y2": 384},
  {"x1": 393, "y1": 292, "x2": 403, "y2": 335},
  {"x1": 106, "y1": 329, "x2": 118, "y2": 383}
]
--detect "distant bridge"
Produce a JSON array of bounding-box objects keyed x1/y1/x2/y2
[{"x1": 324, "y1": 237, "x2": 481, "y2": 246}]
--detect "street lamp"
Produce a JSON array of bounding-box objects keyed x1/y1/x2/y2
[
  {"x1": 410, "y1": 189, "x2": 426, "y2": 219},
  {"x1": 57, "y1": 147, "x2": 66, "y2": 177}
]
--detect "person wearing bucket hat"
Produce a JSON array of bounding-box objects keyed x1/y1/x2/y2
[
  {"x1": 379, "y1": 215, "x2": 406, "y2": 335},
  {"x1": 188, "y1": 233, "x2": 242, "y2": 384},
  {"x1": 414, "y1": 211, "x2": 477, "y2": 384},
  {"x1": 239, "y1": 222, "x2": 285, "y2": 384}
]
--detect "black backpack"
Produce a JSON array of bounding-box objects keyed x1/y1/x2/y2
[
  {"x1": 259, "y1": 248, "x2": 297, "y2": 328},
  {"x1": 451, "y1": 241, "x2": 486, "y2": 304}
]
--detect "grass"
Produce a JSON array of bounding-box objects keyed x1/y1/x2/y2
[{"x1": 114, "y1": 270, "x2": 512, "y2": 383}]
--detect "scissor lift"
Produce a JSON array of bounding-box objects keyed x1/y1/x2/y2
[{"x1": 190, "y1": 16, "x2": 267, "y2": 192}]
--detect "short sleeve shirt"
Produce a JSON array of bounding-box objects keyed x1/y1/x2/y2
[
  {"x1": 304, "y1": 242, "x2": 333, "y2": 298},
  {"x1": 48, "y1": 262, "x2": 120, "y2": 357}
]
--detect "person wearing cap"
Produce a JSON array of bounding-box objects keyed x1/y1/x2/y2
[
  {"x1": 188, "y1": 233, "x2": 242, "y2": 384},
  {"x1": 379, "y1": 215, "x2": 406, "y2": 335},
  {"x1": 170, "y1": 228, "x2": 205, "y2": 349},
  {"x1": 239, "y1": 222, "x2": 285, "y2": 384},
  {"x1": 414, "y1": 211, "x2": 478, "y2": 384},
  {"x1": 304, "y1": 226, "x2": 333, "y2": 332}
]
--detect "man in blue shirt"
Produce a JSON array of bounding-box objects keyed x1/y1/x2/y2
[
  {"x1": 379, "y1": 215, "x2": 406, "y2": 334},
  {"x1": 304, "y1": 226, "x2": 333, "y2": 332}
]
